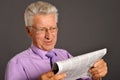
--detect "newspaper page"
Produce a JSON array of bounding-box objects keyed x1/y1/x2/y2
[{"x1": 52, "y1": 48, "x2": 107, "y2": 80}]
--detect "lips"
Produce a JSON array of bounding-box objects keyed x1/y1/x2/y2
[{"x1": 44, "y1": 40, "x2": 53, "y2": 46}]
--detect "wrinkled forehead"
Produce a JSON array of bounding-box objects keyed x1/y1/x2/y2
[{"x1": 32, "y1": 14, "x2": 57, "y2": 28}]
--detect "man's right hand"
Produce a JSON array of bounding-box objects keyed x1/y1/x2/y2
[{"x1": 39, "y1": 71, "x2": 66, "y2": 80}]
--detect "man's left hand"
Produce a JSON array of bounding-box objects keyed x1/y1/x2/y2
[{"x1": 89, "y1": 59, "x2": 108, "y2": 80}]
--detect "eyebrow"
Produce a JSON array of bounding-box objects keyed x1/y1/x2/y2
[{"x1": 35, "y1": 26, "x2": 57, "y2": 28}]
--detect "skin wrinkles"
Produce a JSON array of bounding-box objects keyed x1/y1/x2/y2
[{"x1": 27, "y1": 14, "x2": 58, "y2": 51}]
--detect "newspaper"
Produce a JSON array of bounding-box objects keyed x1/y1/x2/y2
[{"x1": 52, "y1": 48, "x2": 107, "y2": 80}]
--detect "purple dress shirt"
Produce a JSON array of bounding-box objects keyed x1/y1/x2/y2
[{"x1": 5, "y1": 44, "x2": 92, "y2": 80}]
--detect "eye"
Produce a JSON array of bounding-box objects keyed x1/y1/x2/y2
[
  {"x1": 50, "y1": 27, "x2": 58, "y2": 31},
  {"x1": 38, "y1": 28, "x2": 45, "y2": 31}
]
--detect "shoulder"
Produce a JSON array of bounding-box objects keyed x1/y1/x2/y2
[{"x1": 8, "y1": 48, "x2": 31, "y2": 64}]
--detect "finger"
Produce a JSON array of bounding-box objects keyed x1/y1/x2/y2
[
  {"x1": 90, "y1": 68, "x2": 101, "y2": 79},
  {"x1": 94, "y1": 62, "x2": 107, "y2": 74},
  {"x1": 99, "y1": 69, "x2": 108, "y2": 77},
  {"x1": 94, "y1": 59, "x2": 104, "y2": 67},
  {"x1": 39, "y1": 71, "x2": 55, "y2": 80},
  {"x1": 92, "y1": 73, "x2": 101, "y2": 80},
  {"x1": 90, "y1": 65, "x2": 107, "y2": 78},
  {"x1": 89, "y1": 68, "x2": 98, "y2": 76},
  {"x1": 54, "y1": 73, "x2": 66, "y2": 80},
  {"x1": 90, "y1": 66, "x2": 105, "y2": 75},
  {"x1": 98, "y1": 65, "x2": 108, "y2": 77},
  {"x1": 46, "y1": 71, "x2": 55, "y2": 78}
]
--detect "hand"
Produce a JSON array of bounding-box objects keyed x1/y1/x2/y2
[
  {"x1": 39, "y1": 71, "x2": 66, "y2": 80},
  {"x1": 89, "y1": 59, "x2": 108, "y2": 80}
]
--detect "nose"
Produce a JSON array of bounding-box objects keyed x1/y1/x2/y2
[{"x1": 45, "y1": 29, "x2": 51, "y2": 40}]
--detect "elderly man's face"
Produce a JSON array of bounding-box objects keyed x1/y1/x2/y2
[{"x1": 28, "y1": 14, "x2": 58, "y2": 51}]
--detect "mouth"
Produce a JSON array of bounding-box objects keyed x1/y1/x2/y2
[{"x1": 44, "y1": 40, "x2": 53, "y2": 46}]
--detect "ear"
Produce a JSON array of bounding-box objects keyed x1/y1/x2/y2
[{"x1": 26, "y1": 26, "x2": 32, "y2": 37}]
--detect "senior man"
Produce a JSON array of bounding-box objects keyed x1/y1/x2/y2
[{"x1": 5, "y1": 1, "x2": 107, "y2": 80}]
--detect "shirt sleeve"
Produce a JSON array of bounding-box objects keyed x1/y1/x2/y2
[{"x1": 5, "y1": 61, "x2": 27, "y2": 80}]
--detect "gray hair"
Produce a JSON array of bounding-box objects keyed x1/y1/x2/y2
[{"x1": 24, "y1": 1, "x2": 58, "y2": 27}]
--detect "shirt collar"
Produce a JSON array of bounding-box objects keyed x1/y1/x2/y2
[{"x1": 30, "y1": 44, "x2": 55, "y2": 59}]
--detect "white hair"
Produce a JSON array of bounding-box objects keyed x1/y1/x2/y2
[{"x1": 24, "y1": 1, "x2": 58, "y2": 27}]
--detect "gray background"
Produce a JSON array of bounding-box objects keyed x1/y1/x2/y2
[{"x1": 0, "y1": 0, "x2": 120, "y2": 80}]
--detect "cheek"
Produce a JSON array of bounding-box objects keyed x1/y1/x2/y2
[
  {"x1": 52, "y1": 34, "x2": 57, "y2": 42},
  {"x1": 36, "y1": 34, "x2": 45, "y2": 40},
  {"x1": 33, "y1": 33, "x2": 45, "y2": 42},
  {"x1": 53, "y1": 32, "x2": 58, "y2": 38}
]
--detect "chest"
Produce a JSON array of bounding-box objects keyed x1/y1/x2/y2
[
  {"x1": 22, "y1": 53, "x2": 69, "y2": 80},
  {"x1": 22, "y1": 58, "x2": 51, "y2": 80}
]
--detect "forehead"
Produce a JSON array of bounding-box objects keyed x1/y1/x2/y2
[{"x1": 32, "y1": 14, "x2": 57, "y2": 27}]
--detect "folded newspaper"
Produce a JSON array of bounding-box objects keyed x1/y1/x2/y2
[{"x1": 52, "y1": 48, "x2": 107, "y2": 80}]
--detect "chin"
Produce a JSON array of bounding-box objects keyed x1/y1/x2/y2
[
  {"x1": 44, "y1": 48, "x2": 53, "y2": 51},
  {"x1": 44, "y1": 46, "x2": 54, "y2": 51}
]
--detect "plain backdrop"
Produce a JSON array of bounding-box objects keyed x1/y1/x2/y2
[{"x1": 0, "y1": 0, "x2": 120, "y2": 80}]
